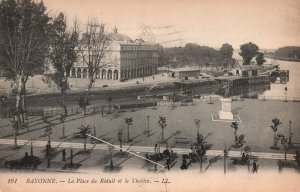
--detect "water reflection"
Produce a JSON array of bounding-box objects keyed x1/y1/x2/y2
[{"x1": 263, "y1": 58, "x2": 300, "y2": 100}]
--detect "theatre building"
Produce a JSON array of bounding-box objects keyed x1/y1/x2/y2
[{"x1": 69, "y1": 27, "x2": 159, "y2": 81}]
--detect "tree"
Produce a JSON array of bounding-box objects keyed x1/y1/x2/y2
[
  {"x1": 79, "y1": 19, "x2": 112, "y2": 114},
  {"x1": 194, "y1": 119, "x2": 201, "y2": 135},
  {"x1": 158, "y1": 116, "x2": 167, "y2": 142},
  {"x1": 219, "y1": 43, "x2": 234, "y2": 68},
  {"x1": 270, "y1": 118, "x2": 282, "y2": 149},
  {"x1": 107, "y1": 145, "x2": 115, "y2": 168},
  {"x1": 78, "y1": 125, "x2": 92, "y2": 152},
  {"x1": 279, "y1": 134, "x2": 289, "y2": 164},
  {"x1": 125, "y1": 117, "x2": 133, "y2": 142},
  {"x1": 194, "y1": 132, "x2": 213, "y2": 172},
  {"x1": 230, "y1": 122, "x2": 239, "y2": 146},
  {"x1": 0, "y1": 0, "x2": 51, "y2": 132},
  {"x1": 239, "y1": 42, "x2": 259, "y2": 65},
  {"x1": 46, "y1": 13, "x2": 79, "y2": 118},
  {"x1": 256, "y1": 52, "x2": 266, "y2": 66}
]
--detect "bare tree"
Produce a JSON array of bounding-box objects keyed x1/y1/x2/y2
[
  {"x1": 158, "y1": 116, "x2": 167, "y2": 142},
  {"x1": 79, "y1": 19, "x2": 112, "y2": 114},
  {"x1": 46, "y1": 13, "x2": 79, "y2": 118},
  {"x1": 0, "y1": 0, "x2": 51, "y2": 132}
]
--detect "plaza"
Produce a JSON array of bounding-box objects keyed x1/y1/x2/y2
[{"x1": 0, "y1": 98, "x2": 299, "y2": 170}]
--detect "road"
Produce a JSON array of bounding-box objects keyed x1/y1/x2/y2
[{"x1": 0, "y1": 138, "x2": 295, "y2": 161}]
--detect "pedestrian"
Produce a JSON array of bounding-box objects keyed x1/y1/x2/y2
[
  {"x1": 165, "y1": 155, "x2": 171, "y2": 170},
  {"x1": 252, "y1": 160, "x2": 259, "y2": 173},
  {"x1": 180, "y1": 157, "x2": 187, "y2": 170},
  {"x1": 153, "y1": 76, "x2": 154, "y2": 80},
  {"x1": 45, "y1": 143, "x2": 51, "y2": 157},
  {"x1": 22, "y1": 152, "x2": 30, "y2": 165},
  {"x1": 62, "y1": 149, "x2": 66, "y2": 161}
]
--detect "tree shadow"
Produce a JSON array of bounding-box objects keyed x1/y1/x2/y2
[
  {"x1": 116, "y1": 155, "x2": 134, "y2": 167},
  {"x1": 147, "y1": 131, "x2": 159, "y2": 138},
  {"x1": 163, "y1": 131, "x2": 182, "y2": 143},
  {"x1": 103, "y1": 165, "x2": 122, "y2": 173},
  {"x1": 130, "y1": 132, "x2": 145, "y2": 141},
  {"x1": 270, "y1": 146, "x2": 280, "y2": 150}
]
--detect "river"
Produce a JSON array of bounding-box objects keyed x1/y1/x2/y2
[{"x1": 263, "y1": 58, "x2": 300, "y2": 100}]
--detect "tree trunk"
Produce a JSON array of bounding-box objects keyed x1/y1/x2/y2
[
  {"x1": 234, "y1": 133, "x2": 237, "y2": 145},
  {"x1": 120, "y1": 141, "x2": 122, "y2": 152},
  {"x1": 15, "y1": 75, "x2": 23, "y2": 134},
  {"x1": 61, "y1": 90, "x2": 68, "y2": 118},
  {"x1": 14, "y1": 128, "x2": 17, "y2": 148},
  {"x1": 21, "y1": 76, "x2": 28, "y2": 129},
  {"x1": 200, "y1": 156, "x2": 203, "y2": 173},
  {"x1": 273, "y1": 133, "x2": 277, "y2": 147},
  {"x1": 224, "y1": 153, "x2": 226, "y2": 174},
  {"x1": 110, "y1": 152, "x2": 113, "y2": 168},
  {"x1": 162, "y1": 129, "x2": 164, "y2": 142},
  {"x1": 127, "y1": 124, "x2": 130, "y2": 142},
  {"x1": 48, "y1": 134, "x2": 51, "y2": 146},
  {"x1": 284, "y1": 150, "x2": 287, "y2": 164},
  {"x1": 84, "y1": 138, "x2": 87, "y2": 152},
  {"x1": 83, "y1": 75, "x2": 95, "y2": 115}
]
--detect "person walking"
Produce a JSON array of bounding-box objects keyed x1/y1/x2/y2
[
  {"x1": 165, "y1": 155, "x2": 171, "y2": 170},
  {"x1": 181, "y1": 157, "x2": 188, "y2": 169},
  {"x1": 252, "y1": 160, "x2": 259, "y2": 173},
  {"x1": 62, "y1": 149, "x2": 66, "y2": 161}
]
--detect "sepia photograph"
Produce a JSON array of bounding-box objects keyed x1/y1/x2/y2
[{"x1": 0, "y1": 0, "x2": 299, "y2": 191}]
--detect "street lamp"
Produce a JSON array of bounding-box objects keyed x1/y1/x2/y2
[
  {"x1": 284, "y1": 86, "x2": 288, "y2": 102},
  {"x1": 125, "y1": 117, "x2": 133, "y2": 142},
  {"x1": 288, "y1": 120, "x2": 293, "y2": 146},
  {"x1": 223, "y1": 147, "x2": 230, "y2": 174}
]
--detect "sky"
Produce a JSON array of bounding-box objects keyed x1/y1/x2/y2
[{"x1": 43, "y1": 0, "x2": 300, "y2": 49}]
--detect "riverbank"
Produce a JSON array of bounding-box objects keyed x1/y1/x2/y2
[{"x1": 265, "y1": 55, "x2": 300, "y2": 63}]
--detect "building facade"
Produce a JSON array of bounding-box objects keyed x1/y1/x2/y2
[{"x1": 69, "y1": 27, "x2": 159, "y2": 81}]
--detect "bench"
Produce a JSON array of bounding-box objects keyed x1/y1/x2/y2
[{"x1": 174, "y1": 137, "x2": 189, "y2": 145}]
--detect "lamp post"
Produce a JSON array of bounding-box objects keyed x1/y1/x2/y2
[
  {"x1": 288, "y1": 120, "x2": 293, "y2": 146},
  {"x1": 224, "y1": 147, "x2": 230, "y2": 174},
  {"x1": 147, "y1": 115, "x2": 150, "y2": 137}
]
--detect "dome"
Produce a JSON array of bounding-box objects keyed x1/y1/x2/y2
[
  {"x1": 110, "y1": 32, "x2": 131, "y2": 42},
  {"x1": 109, "y1": 26, "x2": 131, "y2": 42}
]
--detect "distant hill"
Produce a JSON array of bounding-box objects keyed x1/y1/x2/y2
[{"x1": 264, "y1": 46, "x2": 300, "y2": 62}]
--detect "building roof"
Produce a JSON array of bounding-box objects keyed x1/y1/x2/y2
[{"x1": 110, "y1": 32, "x2": 131, "y2": 42}]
